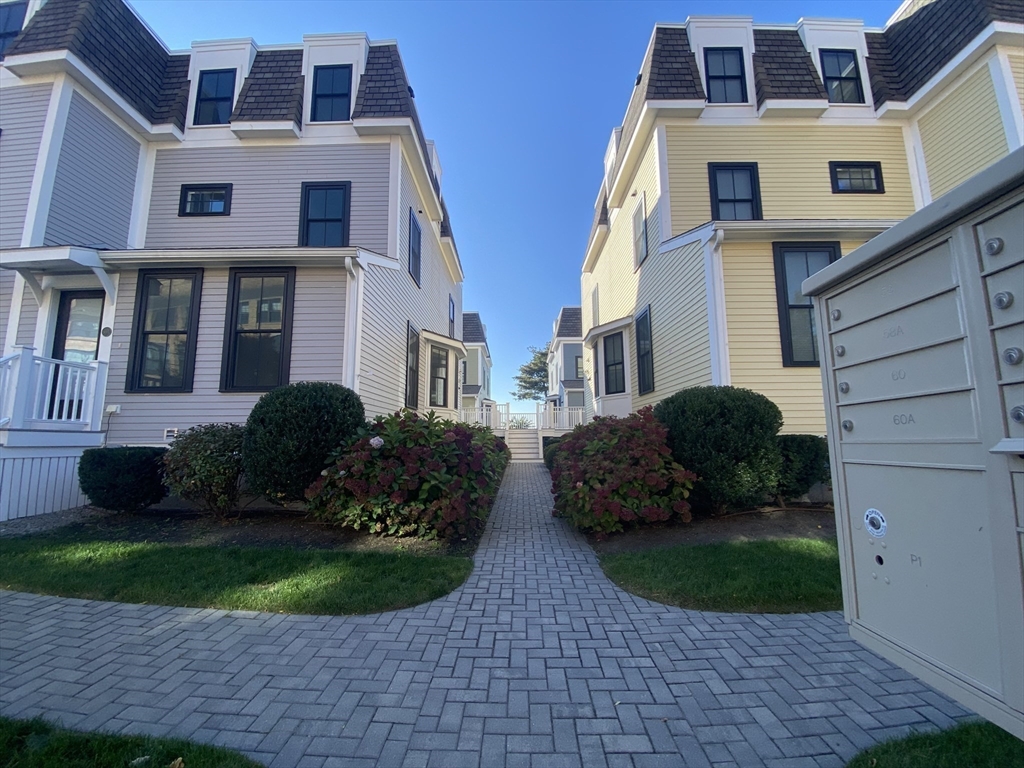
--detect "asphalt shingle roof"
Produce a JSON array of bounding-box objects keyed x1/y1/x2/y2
[
  {"x1": 230, "y1": 49, "x2": 304, "y2": 126},
  {"x1": 752, "y1": 29, "x2": 827, "y2": 107},
  {"x1": 555, "y1": 307, "x2": 582, "y2": 339},
  {"x1": 462, "y1": 312, "x2": 487, "y2": 344}
]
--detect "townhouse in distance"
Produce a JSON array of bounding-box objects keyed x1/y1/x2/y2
[
  {"x1": 580, "y1": 0, "x2": 1023, "y2": 433},
  {"x1": 0, "y1": 0, "x2": 473, "y2": 518}
]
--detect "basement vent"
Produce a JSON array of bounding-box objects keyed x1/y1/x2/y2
[{"x1": 163, "y1": 428, "x2": 179, "y2": 442}]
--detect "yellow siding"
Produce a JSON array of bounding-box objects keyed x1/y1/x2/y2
[
  {"x1": 918, "y1": 66, "x2": 1009, "y2": 200},
  {"x1": 665, "y1": 124, "x2": 914, "y2": 235},
  {"x1": 1009, "y1": 54, "x2": 1024, "y2": 121},
  {"x1": 632, "y1": 239, "x2": 712, "y2": 410},
  {"x1": 722, "y1": 240, "x2": 867, "y2": 435},
  {"x1": 582, "y1": 132, "x2": 662, "y2": 419}
]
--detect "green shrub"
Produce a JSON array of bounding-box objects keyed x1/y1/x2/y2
[
  {"x1": 777, "y1": 434, "x2": 831, "y2": 502},
  {"x1": 306, "y1": 410, "x2": 509, "y2": 539},
  {"x1": 243, "y1": 382, "x2": 365, "y2": 502},
  {"x1": 549, "y1": 407, "x2": 696, "y2": 534},
  {"x1": 163, "y1": 423, "x2": 245, "y2": 516},
  {"x1": 78, "y1": 446, "x2": 167, "y2": 513},
  {"x1": 653, "y1": 386, "x2": 783, "y2": 514},
  {"x1": 543, "y1": 437, "x2": 562, "y2": 471}
]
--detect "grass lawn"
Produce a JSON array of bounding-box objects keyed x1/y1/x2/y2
[
  {"x1": 0, "y1": 532, "x2": 473, "y2": 615},
  {"x1": 846, "y1": 721, "x2": 1024, "y2": 768},
  {"x1": 0, "y1": 716, "x2": 262, "y2": 767},
  {"x1": 599, "y1": 538, "x2": 842, "y2": 613}
]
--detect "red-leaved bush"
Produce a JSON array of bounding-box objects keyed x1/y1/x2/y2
[
  {"x1": 550, "y1": 407, "x2": 697, "y2": 534},
  {"x1": 306, "y1": 410, "x2": 509, "y2": 539}
]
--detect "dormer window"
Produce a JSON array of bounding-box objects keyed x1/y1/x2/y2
[
  {"x1": 704, "y1": 48, "x2": 747, "y2": 104},
  {"x1": 311, "y1": 65, "x2": 353, "y2": 122},
  {"x1": 194, "y1": 69, "x2": 236, "y2": 125},
  {"x1": 0, "y1": 1, "x2": 28, "y2": 58},
  {"x1": 820, "y1": 50, "x2": 864, "y2": 104}
]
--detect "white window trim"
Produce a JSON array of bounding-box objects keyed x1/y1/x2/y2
[{"x1": 632, "y1": 191, "x2": 648, "y2": 269}]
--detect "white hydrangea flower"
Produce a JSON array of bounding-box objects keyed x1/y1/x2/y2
[{"x1": 369, "y1": 436, "x2": 385, "y2": 449}]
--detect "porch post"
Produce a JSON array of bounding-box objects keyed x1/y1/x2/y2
[{"x1": 8, "y1": 346, "x2": 37, "y2": 430}]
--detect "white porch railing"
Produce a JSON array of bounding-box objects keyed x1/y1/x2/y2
[
  {"x1": 538, "y1": 405, "x2": 585, "y2": 430},
  {"x1": 0, "y1": 346, "x2": 107, "y2": 431}
]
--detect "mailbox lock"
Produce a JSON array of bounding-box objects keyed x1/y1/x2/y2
[
  {"x1": 835, "y1": 345, "x2": 846, "y2": 357},
  {"x1": 842, "y1": 419, "x2": 854, "y2": 432},
  {"x1": 993, "y1": 291, "x2": 1014, "y2": 310},
  {"x1": 830, "y1": 309, "x2": 842, "y2": 321},
  {"x1": 1011, "y1": 406, "x2": 1024, "y2": 424},
  {"x1": 1003, "y1": 347, "x2": 1024, "y2": 366},
  {"x1": 838, "y1": 382, "x2": 850, "y2": 394},
  {"x1": 984, "y1": 237, "x2": 1004, "y2": 256}
]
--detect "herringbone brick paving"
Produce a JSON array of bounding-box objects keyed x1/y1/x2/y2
[{"x1": 0, "y1": 463, "x2": 971, "y2": 767}]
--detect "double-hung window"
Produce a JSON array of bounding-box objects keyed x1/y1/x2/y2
[
  {"x1": 221, "y1": 268, "x2": 295, "y2": 391},
  {"x1": 820, "y1": 50, "x2": 864, "y2": 104},
  {"x1": 449, "y1": 295, "x2": 456, "y2": 337},
  {"x1": 0, "y1": 2, "x2": 28, "y2": 58},
  {"x1": 709, "y1": 163, "x2": 761, "y2": 221},
  {"x1": 179, "y1": 184, "x2": 232, "y2": 216},
  {"x1": 704, "y1": 48, "x2": 747, "y2": 103},
  {"x1": 405, "y1": 322, "x2": 420, "y2": 408},
  {"x1": 773, "y1": 243, "x2": 840, "y2": 366},
  {"x1": 633, "y1": 194, "x2": 648, "y2": 268},
  {"x1": 127, "y1": 269, "x2": 203, "y2": 392},
  {"x1": 635, "y1": 307, "x2": 654, "y2": 395},
  {"x1": 408, "y1": 209, "x2": 422, "y2": 286},
  {"x1": 194, "y1": 69, "x2": 236, "y2": 125},
  {"x1": 429, "y1": 346, "x2": 449, "y2": 408},
  {"x1": 603, "y1": 333, "x2": 625, "y2": 395},
  {"x1": 829, "y1": 161, "x2": 884, "y2": 194},
  {"x1": 311, "y1": 65, "x2": 352, "y2": 122},
  {"x1": 574, "y1": 356, "x2": 584, "y2": 380},
  {"x1": 299, "y1": 182, "x2": 350, "y2": 247}
]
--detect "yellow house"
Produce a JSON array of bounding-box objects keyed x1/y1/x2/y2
[{"x1": 581, "y1": 0, "x2": 1024, "y2": 434}]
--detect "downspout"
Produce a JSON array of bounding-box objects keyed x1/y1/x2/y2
[{"x1": 343, "y1": 256, "x2": 363, "y2": 392}]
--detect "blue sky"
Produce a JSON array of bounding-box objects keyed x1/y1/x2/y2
[{"x1": 133, "y1": 0, "x2": 898, "y2": 405}]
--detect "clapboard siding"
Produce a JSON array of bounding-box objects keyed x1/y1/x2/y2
[
  {"x1": 581, "y1": 132, "x2": 662, "y2": 418},
  {"x1": 0, "y1": 83, "x2": 51, "y2": 249},
  {"x1": 666, "y1": 124, "x2": 914, "y2": 235},
  {"x1": 104, "y1": 265, "x2": 346, "y2": 444},
  {"x1": 632, "y1": 238, "x2": 712, "y2": 410},
  {"x1": 918, "y1": 66, "x2": 1008, "y2": 199},
  {"x1": 45, "y1": 91, "x2": 139, "y2": 248},
  {"x1": 358, "y1": 149, "x2": 462, "y2": 417},
  {"x1": 15, "y1": 289, "x2": 37, "y2": 347},
  {"x1": 0, "y1": 271, "x2": 15, "y2": 344},
  {"x1": 1009, "y1": 53, "x2": 1024, "y2": 116},
  {"x1": 145, "y1": 143, "x2": 390, "y2": 252},
  {"x1": 722, "y1": 239, "x2": 866, "y2": 435}
]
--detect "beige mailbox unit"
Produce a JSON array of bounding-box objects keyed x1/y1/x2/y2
[{"x1": 803, "y1": 149, "x2": 1024, "y2": 738}]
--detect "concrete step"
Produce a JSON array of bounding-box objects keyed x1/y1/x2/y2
[{"x1": 500, "y1": 430, "x2": 542, "y2": 461}]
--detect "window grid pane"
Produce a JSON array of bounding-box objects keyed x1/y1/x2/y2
[
  {"x1": 195, "y1": 70, "x2": 236, "y2": 125},
  {"x1": 821, "y1": 50, "x2": 863, "y2": 104},
  {"x1": 777, "y1": 247, "x2": 835, "y2": 366},
  {"x1": 226, "y1": 271, "x2": 290, "y2": 391},
  {"x1": 135, "y1": 273, "x2": 197, "y2": 391},
  {"x1": 303, "y1": 185, "x2": 347, "y2": 247},
  {"x1": 636, "y1": 310, "x2": 654, "y2": 395},
  {"x1": 705, "y1": 48, "x2": 746, "y2": 103},
  {"x1": 713, "y1": 167, "x2": 757, "y2": 221},
  {"x1": 406, "y1": 323, "x2": 420, "y2": 408},
  {"x1": 429, "y1": 347, "x2": 449, "y2": 408},
  {"x1": 603, "y1": 333, "x2": 625, "y2": 395},
  {"x1": 312, "y1": 65, "x2": 352, "y2": 122}
]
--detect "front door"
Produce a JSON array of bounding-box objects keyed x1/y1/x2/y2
[{"x1": 49, "y1": 290, "x2": 104, "y2": 419}]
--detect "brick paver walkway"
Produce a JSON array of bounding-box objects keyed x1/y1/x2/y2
[{"x1": 1, "y1": 463, "x2": 970, "y2": 767}]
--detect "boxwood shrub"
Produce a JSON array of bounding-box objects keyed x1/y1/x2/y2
[
  {"x1": 549, "y1": 407, "x2": 696, "y2": 534},
  {"x1": 243, "y1": 382, "x2": 365, "y2": 502},
  {"x1": 777, "y1": 434, "x2": 831, "y2": 502},
  {"x1": 653, "y1": 386, "x2": 783, "y2": 514},
  {"x1": 542, "y1": 437, "x2": 563, "y2": 471},
  {"x1": 306, "y1": 410, "x2": 510, "y2": 539},
  {"x1": 78, "y1": 446, "x2": 167, "y2": 513},
  {"x1": 163, "y1": 423, "x2": 245, "y2": 516}
]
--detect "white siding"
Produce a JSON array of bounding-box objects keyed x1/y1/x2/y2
[
  {"x1": 45, "y1": 91, "x2": 139, "y2": 248},
  {"x1": 104, "y1": 265, "x2": 346, "y2": 444},
  {"x1": 357, "y1": 149, "x2": 462, "y2": 416},
  {"x1": 0, "y1": 83, "x2": 52, "y2": 249},
  {"x1": 145, "y1": 143, "x2": 390, "y2": 253},
  {"x1": 15, "y1": 289, "x2": 37, "y2": 348}
]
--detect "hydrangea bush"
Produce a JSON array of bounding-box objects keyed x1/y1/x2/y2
[
  {"x1": 163, "y1": 423, "x2": 245, "y2": 516},
  {"x1": 549, "y1": 407, "x2": 696, "y2": 534},
  {"x1": 306, "y1": 410, "x2": 509, "y2": 539}
]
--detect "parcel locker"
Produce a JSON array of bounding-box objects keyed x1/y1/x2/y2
[{"x1": 803, "y1": 148, "x2": 1024, "y2": 738}]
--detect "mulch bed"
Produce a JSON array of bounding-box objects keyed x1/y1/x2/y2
[
  {"x1": 586, "y1": 505, "x2": 837, "y2": 555},
  {"x1": 4, "y1": 503, "x2": 486, "y2": 558}
]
